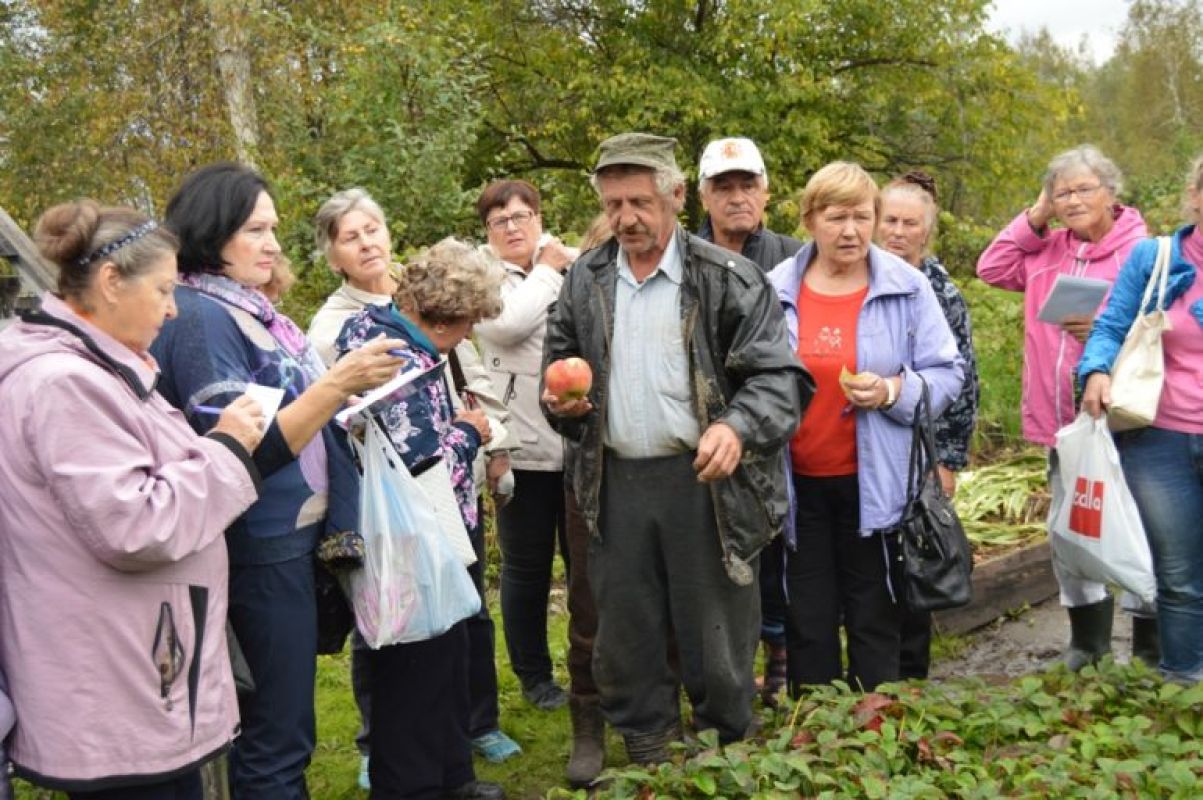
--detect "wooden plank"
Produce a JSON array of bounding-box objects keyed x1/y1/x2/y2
[
  {"x1": 0, "y1": 205, "x2": 57, "y2": 294},
  {"x1": 933, "y1": 540, "x2": 1059, "y2": 635}
]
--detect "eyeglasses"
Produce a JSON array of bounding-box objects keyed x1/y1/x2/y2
[
  {"x1": 485, "y1": 210, "x2": 535, "y2": 231},
  {"x1": 1052, "y1": 184, "x2": 1104, "y2": 204}
]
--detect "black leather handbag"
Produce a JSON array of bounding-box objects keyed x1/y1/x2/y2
[{"x1": 898, "y1": 378, "x2": 974, "y2": 612}]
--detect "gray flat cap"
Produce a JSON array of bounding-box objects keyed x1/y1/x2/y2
[{"x1": 594, "y1": 132, "x2": 680, "y2": 173}]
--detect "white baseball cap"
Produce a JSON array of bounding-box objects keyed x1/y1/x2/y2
[{"x1": 698, "y1": 137, "x2": 767, "y2": 181}]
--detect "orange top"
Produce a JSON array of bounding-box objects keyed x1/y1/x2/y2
[{"x1": 790, "y1": 282, "x2": 868, "y2": 477}]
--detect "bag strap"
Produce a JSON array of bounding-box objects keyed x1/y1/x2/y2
[
  {"x1": 447, "y1": 348, "x2": 468, "y2": 394},
  {"x1": 905, "y1": 376, "x2": 940, "y2": 506},
  {"x1": 1141, "y1": 236, "x2": 1173, "y2": 313}
]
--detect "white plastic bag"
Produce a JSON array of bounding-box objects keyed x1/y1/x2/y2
[
  {"x1": 345, "y1": 421, "x2": 481, "y2": 648},
  {"x1": 1049, "y1": 413, "x2": 1157, "y2": 603}
]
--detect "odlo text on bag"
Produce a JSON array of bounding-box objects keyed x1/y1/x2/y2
[{"x1": 1069, "y1": 478, "x2": 1104, "y2": 539}]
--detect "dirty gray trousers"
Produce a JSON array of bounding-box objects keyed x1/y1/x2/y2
[{"x1": 591, "y1": 452, "x2": 760, "y2": 743}]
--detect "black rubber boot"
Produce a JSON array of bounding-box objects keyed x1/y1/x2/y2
[
  {"x1": 622, "y1": 722, "x2": 681, "y2": 766},
  {"x1": 1131, "y1": 615, "x2": 1161, "y2": 667},
  {"x1": 566, "y1": 695, "x2": 606, "y2": 788},
  {"x1": 1064, "y1": 596, "x2": 1115, "y2": 671}
]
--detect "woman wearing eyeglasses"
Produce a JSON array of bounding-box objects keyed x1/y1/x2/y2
[
  {"x1": 473, "y1": 180, "x2": 577, "y2": 713},
  {"x1": 977, "y1": 145, "x2": 1151, "y2": 670}
]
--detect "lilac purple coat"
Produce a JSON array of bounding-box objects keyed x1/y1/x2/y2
[
  {"x1": 768, "y1": 243, "x2": 964, "y2": 532},
  {"x1": 0, "y1": 295, "x2": 260, "y2": 789}
]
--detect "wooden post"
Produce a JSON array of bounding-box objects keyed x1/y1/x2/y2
[{"x1": 0, "y1": 205, "x2": 56, "y2": 295}]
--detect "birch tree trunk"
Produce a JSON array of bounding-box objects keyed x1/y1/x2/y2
[{"x1": 206, "y1": 0, "x2": 260, "y2": 168}]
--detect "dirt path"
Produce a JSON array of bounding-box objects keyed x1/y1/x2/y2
[{"x1": 930, "y1": 596, "x2": 1136, "y2": 679}]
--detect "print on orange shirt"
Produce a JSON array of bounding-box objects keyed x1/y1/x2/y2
[{"x1": 790, "y1": 282, "x2": 868, "y2": 476}]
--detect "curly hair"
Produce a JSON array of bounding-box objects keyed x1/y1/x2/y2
[{"x1": 393, "y1": 237, "x2": 503, "y2": 324}]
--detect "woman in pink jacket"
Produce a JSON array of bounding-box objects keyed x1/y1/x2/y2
[
  {"x1": 0, "y1": 201, "x2": 264, "y2": 799},
  {"x1": 977, "y1": 145, "x2": 1152, "y2": 669}
]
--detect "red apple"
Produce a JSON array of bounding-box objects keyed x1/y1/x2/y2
[{"x1": 545, "y1": 357, "x2": 593, "y2": 402}]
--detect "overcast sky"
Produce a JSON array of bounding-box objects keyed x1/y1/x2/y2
[{"x1": 987, "y1": 0, "x2": 1132, "y2": 64}]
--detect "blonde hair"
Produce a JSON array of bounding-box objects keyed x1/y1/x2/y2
[
  {"x1": 579, "y1": 212, "x2": 612, "y2": 252},
  {"x1": 394, "y1": 237, "x2": 503, "y2": 324},
  {"x1": 262, "y1": 254, "x2": 297, "y2": 303},
  {"x1": 1183, "y1": 155, "x2": 1203, "y2": 221},
  {"x1": 801, "y1": 162, "x2": 880, "y2": 224}
]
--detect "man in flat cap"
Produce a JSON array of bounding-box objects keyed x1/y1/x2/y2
[
  {"x1": 698, "y1": 136, "x2": 802, "y2": 272},
  {"x1": 696, "y1": 136, "x2": 803, "y2": 706},
  {"x1": 542, "y1": 132, "x2": 811, "y2": 765}
]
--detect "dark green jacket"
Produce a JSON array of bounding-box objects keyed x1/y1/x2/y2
[{"x1": 543, "y1": 227, "x2": 812, "y2": 584}]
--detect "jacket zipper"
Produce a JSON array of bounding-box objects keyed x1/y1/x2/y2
[{"x1": 152, "y1": 601, "x2": 186, "y2": 712}]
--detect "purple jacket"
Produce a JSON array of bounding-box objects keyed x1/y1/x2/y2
[
  {"x1": 0, "y1": 295, "x2": 260, "y2": 789},
  {"x1": 768, "y1": 243, "x2": 964, "y2": 532}
]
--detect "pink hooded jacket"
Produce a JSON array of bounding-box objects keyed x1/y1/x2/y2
[
  {"x1": 0, "y1": 295, "x2": 260, "y2": 790},
  {"x1": 977, "y1": 206, "x2": 1147, "y2": 446}
]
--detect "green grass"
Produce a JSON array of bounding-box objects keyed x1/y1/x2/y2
[{"x1": 304, "y1": 600, "x2": 619, "y2": 799}]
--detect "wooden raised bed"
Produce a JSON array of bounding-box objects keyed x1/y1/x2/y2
[{"x1": 933, "y1": 540, "x2": 1058, "y2": 635}]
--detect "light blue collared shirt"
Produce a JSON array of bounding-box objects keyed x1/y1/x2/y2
[{"x1": 604, "y1": 232, "x2": 701, "y2": 458}]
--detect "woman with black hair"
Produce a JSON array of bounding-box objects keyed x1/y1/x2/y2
[{"x1": 150, "y1": 162, "x2": 403, "y2": 799}]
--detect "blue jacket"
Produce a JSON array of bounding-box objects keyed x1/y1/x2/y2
[
  {"x1": 1079, "y1": 225, "x2": 1203, "y2": 380},
  {"x1": 767, "y1": 243, "x2": 964, "y2": 532},
  {"x1": 153, "y1": 286, "x2": 359, "y2": 565}
]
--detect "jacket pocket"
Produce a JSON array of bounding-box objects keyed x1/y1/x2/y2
[{"x1": 152, "y1": 601, "x2": 187, "y2": 712}]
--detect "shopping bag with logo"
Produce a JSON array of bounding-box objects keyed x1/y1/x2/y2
[
  {"x1": 345, "y1": 419, "x2": 481, "y2": 648},
  {"x1": 1048, "y1": 413, "x2": 1157, "y2": 603},
  {"x1": 1109, "y1": 236, "x2": 1173, "y2": 431}
]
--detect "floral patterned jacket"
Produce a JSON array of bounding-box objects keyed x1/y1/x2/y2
[
  {"x1": 920, "y1": 256, "x2": 979, "y2": 470},
  {"x1": 336, "y1": 303, "x2": 482, "y2": 530}
]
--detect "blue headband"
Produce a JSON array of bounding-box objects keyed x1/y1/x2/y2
[{"x1": 76, "y1": 220, "x2": 159, "y2": 268}]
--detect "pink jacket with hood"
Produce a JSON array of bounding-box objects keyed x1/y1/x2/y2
[
  {"x1": 0, "y1": 295, "x2": 260, "y2": 790},
  {"x1": 976, "y1": 206, "x2": 1147, "y2": 446}
]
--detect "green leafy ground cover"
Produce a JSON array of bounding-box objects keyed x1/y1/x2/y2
[{"x1": 581, "y1": 662, "x2": 1203, "y2": 800}]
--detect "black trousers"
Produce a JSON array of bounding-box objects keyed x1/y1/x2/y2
[
  {"x1": 785, "y1": 474, "x2": 903, "y2": 692},
  {"x1": 366, "y1": 622, "x2": 474, "y2": 799},
  {"x1": 67, "y1": 770, "x2": 202, "y2": 800},
  {"x1": 497, "y1": 469, "x2": 568, "y2": 690},
  {"x1": 227, "y1": 555, "x2": 317, "y2": 800},
  {"x1": 351, "y1": 507, "x2": 500, "y2": 750},
  {"x1": 591, "y1": 452, "x2": 759, "y2": 742},
  {"x1": 899, "y1": 605, "x2": 933, "y2": 679}
]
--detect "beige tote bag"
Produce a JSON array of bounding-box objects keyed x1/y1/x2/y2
[{"x1": 1108, "y1": 236, "x2": 1173, "y2": 432}]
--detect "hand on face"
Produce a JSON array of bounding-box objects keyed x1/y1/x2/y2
[{"x1": 1047, "y1": 170, "x2": 1114, "y2": 242}]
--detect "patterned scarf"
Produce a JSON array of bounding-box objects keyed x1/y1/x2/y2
[{"x1": 180, "y1": 273, "x2": 323, "y2": 375}]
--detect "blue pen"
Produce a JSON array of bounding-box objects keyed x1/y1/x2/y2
[{"x1": 193, "y1": 404, "x2": 224, "y2": 415}]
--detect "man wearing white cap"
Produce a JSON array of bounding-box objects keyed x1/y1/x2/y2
[
  {"x1": 698, "y1": 137, "x2": 802, "y2": 272},
  {"x1": 697, "y1": 137, "x2": 801, "y2": 707}
]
